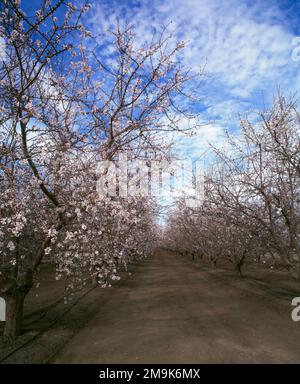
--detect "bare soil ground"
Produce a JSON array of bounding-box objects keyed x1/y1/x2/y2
[{"x1": 1, "y1": 250, "x2": 300, "y2": 363}]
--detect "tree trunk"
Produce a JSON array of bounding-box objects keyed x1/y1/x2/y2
[
  {"x1": 3, "y1": 292, "x2": 26, "y2": 339},
  {"x1": 236, "y1": 263, "x2": 243, "y2": 277}
]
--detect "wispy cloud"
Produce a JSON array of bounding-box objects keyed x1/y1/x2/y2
[{"x1": 86, "y1": 0, "x2": 300, "y2": 158}]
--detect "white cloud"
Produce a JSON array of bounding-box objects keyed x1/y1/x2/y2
[
  {"x1": 88, "y1": 0, "x2": 298, "y2": 96},
  {"x1": 173, "y1": 118, "x2": 225, "y2": 161},
  {"x1": 85, "y1": 0, "x2": 299, "y2": 159}
]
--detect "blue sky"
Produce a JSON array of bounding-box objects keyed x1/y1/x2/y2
[
  {"x1": 85, "y1": 0, "x2": 300, "y2": 159},
  {"x1": 22, "y1": 0, "x2": 300, "y2": 159}
]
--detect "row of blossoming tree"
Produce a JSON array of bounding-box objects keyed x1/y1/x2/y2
[
  {"x1": 0, "y1": 0, "x2": 200, "y2": 338},
  {"x1": 166, "y1": 95, "x2": 300, "y2": 283}
]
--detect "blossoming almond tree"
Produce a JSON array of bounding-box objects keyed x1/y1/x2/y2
[
  {"x1": 165, "y1": 95, "x2": 300, "y2": 281},
  {"x1": 77, "y1": 23, "x2": 202, "y2": 160},
  {"x1": 213, "y1": 96, "x2": 300, "y2": 280},
  {"x1": 0, "y1": 0, "x2": 94, "y2": 339},
  {"x1": 0, "y1": 1, "x2": 200, "y2": 338}
]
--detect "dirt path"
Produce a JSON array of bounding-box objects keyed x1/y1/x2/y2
[{"x1": 52, "y1": 250, "x2": 300, "y2": 363}]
